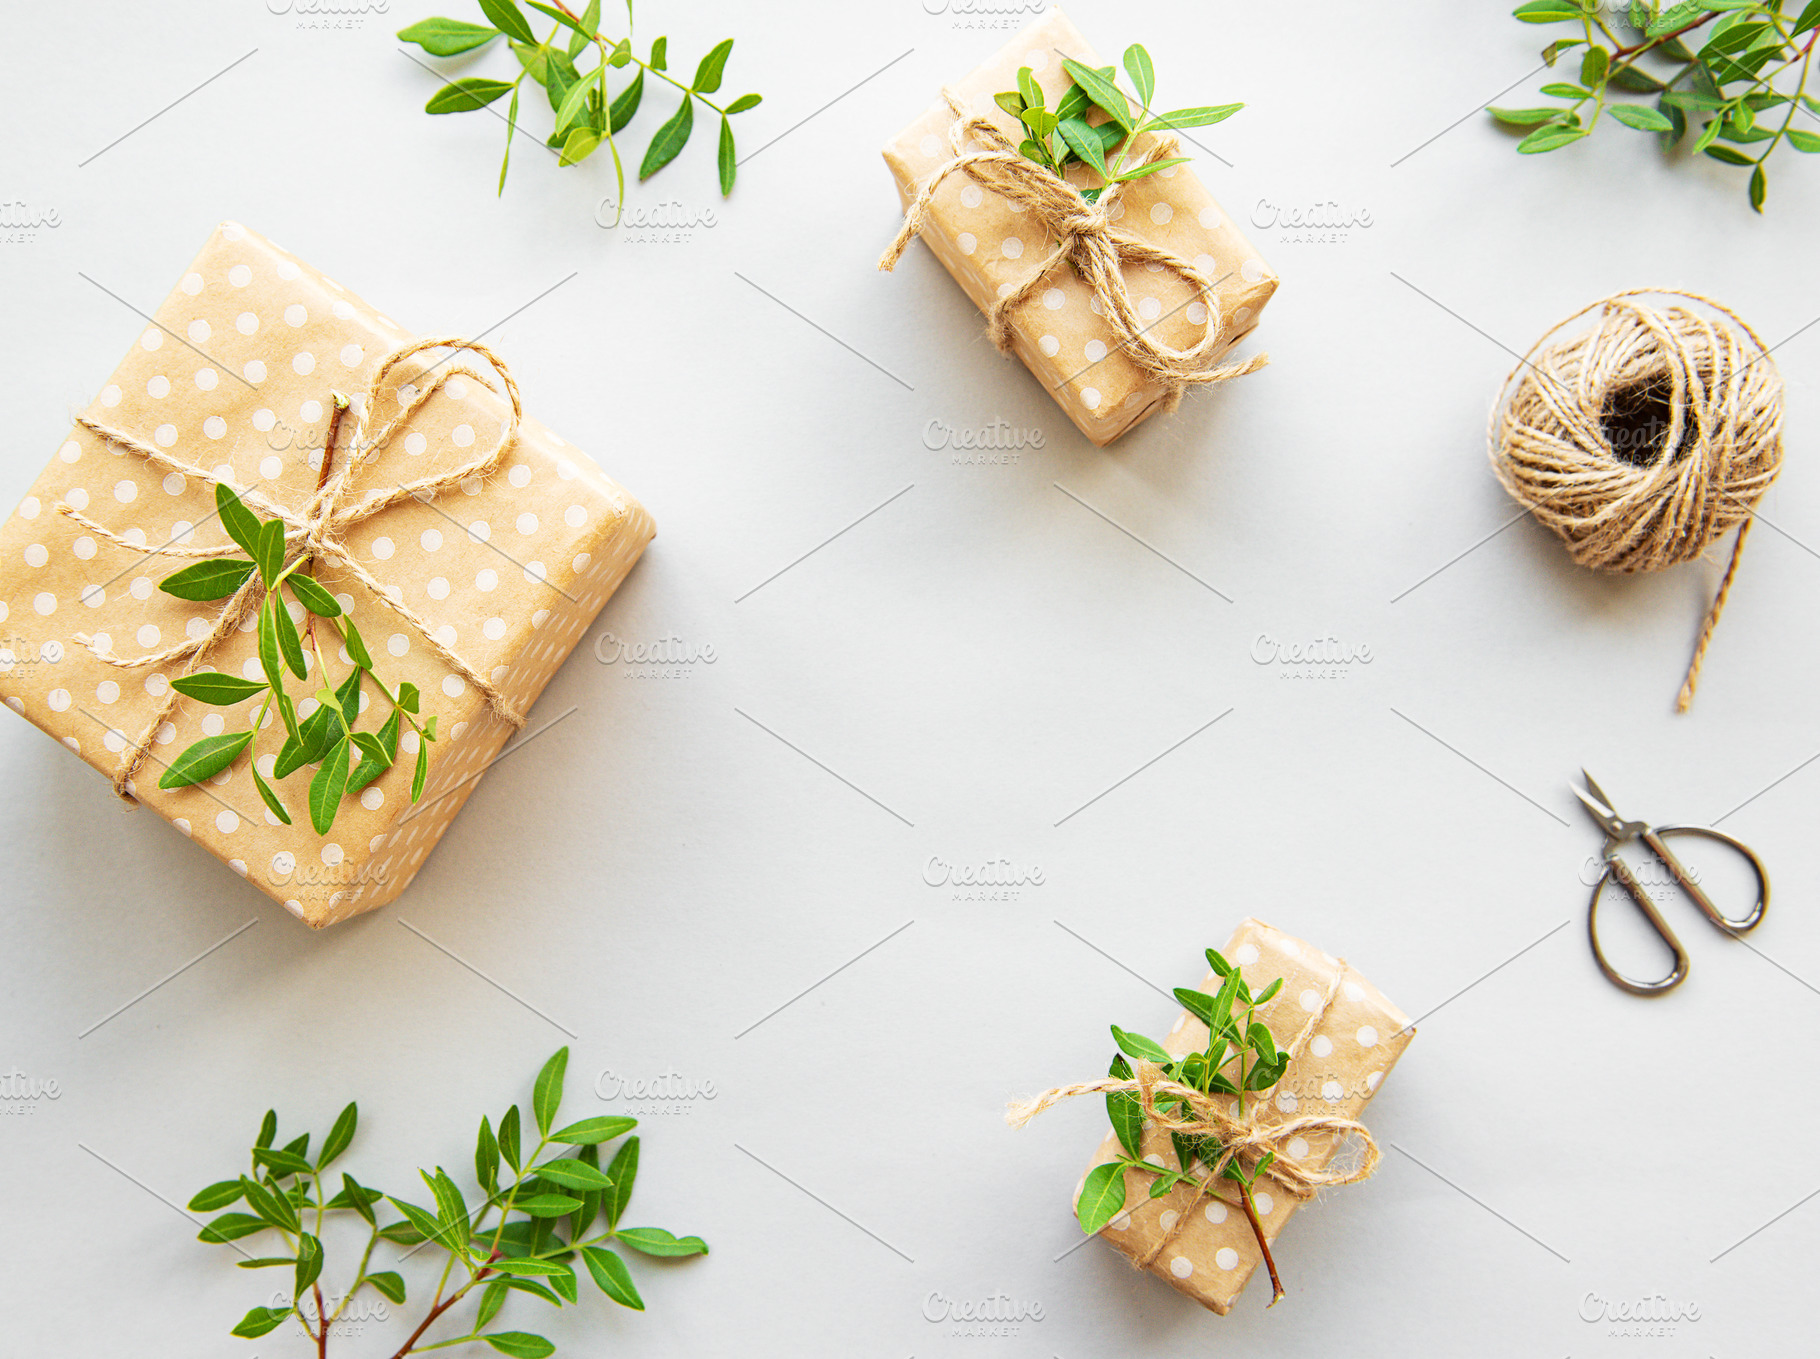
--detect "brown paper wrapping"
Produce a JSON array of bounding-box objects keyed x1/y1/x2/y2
[
  {"x1": 883, "y1": 8, "x2": 1277, "y2": 446},
  {"x1": 1076, "y1": 918, "x2": 1412, "y2": 1314},
  {"x1": 0, "y1": 222, "x2": 654, "y2": 928}
]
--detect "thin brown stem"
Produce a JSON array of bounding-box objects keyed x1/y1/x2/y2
[
  {"x1": 313, "y1": 1282, "x2": 329, "y2": 1359},
  {"x1": 387, "y1": 1253, "x2": 499, "y2": 1359},
  {"x1": 1238, "y1": 1182, "x2": 1284, "y2": 1307}
]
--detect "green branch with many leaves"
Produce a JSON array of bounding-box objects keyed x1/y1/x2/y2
[
  {"x1": 1492, "y1": 0, "x2": 1820, "y2": 210},
  {"x1": 994, "y1": 43, "x2": 1242, "y2": 199},
  {"x1": 1073, "y1": 947, "x2": 1294, "y2": 1305},
  {"x1": 191, "y1": 1047, "x2": 706, "y2": 1358},
  {"x1": 401, "y1": 0, "x2": 761, "y2": 214}
]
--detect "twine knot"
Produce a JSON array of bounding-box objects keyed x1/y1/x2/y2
[
  {"x1": 880, "y1": 90, "x2": 1267, "y2": 410},
  {"x1": 1490, "y1": 290, "x2": 1785, "y2": 712},
  {"x1": 58, "y1": 336, "x2": 532, "y2": 801}
]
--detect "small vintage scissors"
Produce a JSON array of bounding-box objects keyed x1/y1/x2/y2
[{"x1": 1573, "y1": 770, "x2": 1769, "y2": 995}]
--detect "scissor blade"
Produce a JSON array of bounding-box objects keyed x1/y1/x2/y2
[
  {"x1": 1573, "y1": 784, "x2": 1621, "y2": 836},
  {"x1": 1580, "y1": 769, "x2": 1617, "y2": 816}
]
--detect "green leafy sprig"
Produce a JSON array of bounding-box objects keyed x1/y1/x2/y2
[
  {"x1": 1075, "y1": 947, "x2": 1292, "y2": 1305},
  {"x1": 992, "y1": 43, "x2": 1242, "y2": 201},
  {"x1": 191, "y1": 1047, "x2": 706, "y2": 1358},
  {"x1": 401, "y1": 0, "x2": 762, "y2": 210},
  {"x1": 157, "y1": 419, "x2": 437, "y2": 836},
  {"x1": 1492, "y1": 1, "x2": 1820, "y2": 210}
]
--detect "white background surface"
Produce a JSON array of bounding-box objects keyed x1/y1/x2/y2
[{"x1": 4, "y1": 2, "x2": 1820, "y2": 1355}]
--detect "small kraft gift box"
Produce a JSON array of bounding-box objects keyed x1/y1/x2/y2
[
  {"x1": 0, "y1": 222, "x2": 654, "y2": 927},
  {"x1": 881, "y1": 8, "x2": 1277, "y2": 446}
]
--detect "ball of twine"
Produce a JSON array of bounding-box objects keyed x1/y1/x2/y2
[{"x1": 1490, "y1": 289, "x2": 1785, "y2": 712}]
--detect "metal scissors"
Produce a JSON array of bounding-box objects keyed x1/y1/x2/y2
[{"x1": 1573, "y1": 770, "x2": 1769, "y2": 995}]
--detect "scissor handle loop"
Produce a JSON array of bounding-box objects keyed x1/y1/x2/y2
[
  {"x1": 1646, "y1": 824, "x2": 1769, "y2": 933},
  {"x1": 1588, "y1": 861, "x2": 1690, "y2": 996}
]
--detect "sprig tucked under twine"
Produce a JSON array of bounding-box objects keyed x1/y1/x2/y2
[
  {"x1": 879, "y1": 90, "x2": 1267, "y2": 414},
  {"x1": 1007, "y1": 961, "x2": 1378, "y2": 1277},
  {"x1": 1489, "y1": 289, "x2": 1785, "y2": 713},
  {"x1": 58, "y1": 337, "x2": 530, "y2": 801}
]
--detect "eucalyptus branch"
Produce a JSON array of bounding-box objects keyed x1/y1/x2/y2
[
  {"x1": 190, "y1": 1048, "x2": 707, "y2": 1356},
  {"x1": 1493, "y1": 0, "x2": 1820, "y2": 211}
]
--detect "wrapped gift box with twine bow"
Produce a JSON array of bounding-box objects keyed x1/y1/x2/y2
[
  {"x1": 1009, "y1": 919, "x2": 1413, "y2": 1313},
  {"x1": 880, "y1": 9, "x2": 1276, "y2": 447},
  {"x1": 0, "y1": 223, "x2": 654, "y2": 927}
]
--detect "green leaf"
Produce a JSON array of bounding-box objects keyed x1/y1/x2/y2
[
  {"x1": 160, "y1": 557, "x2": 257, "y2": 602},
  {"x1": 1704, "y1": 142, "x2": 1754, "y2": 164},
  {"x1": 377, "y1": 1219, "x2": 426, "y2": 1245},
  {"x1": 498, "y1": 1104, "x2": 523, "y2": 1172},
  {"x1": 242, "y1": 1176, "x2": 300, "y2": 1234},
  {"x1": 1110, "y1": 1024, "x2": 1172, "y2": 1064},
  {"x1": 341, "y1": 616, "x2": 374, "y2": 670},
  {"x1": 476, "y1": 1115, "x2": 501, "y2": 1192},
  {"x1": 399, "y1": 17, "x2": 500, "y2": 56},
  {"x1": 607, "y1": 67, "x2": 643, "y2": 133},
  {"x1": 158, "y1": 730, "x2": 252, "y2": 789},
  {"x1": 1540, "y1": 82, "x2": 1590, "y2": 98},
  {"x1": 367, "y1": 1270, "x2": 406, "y2": 1304},
  {"x1": 1580, "y1": 45, "x2": 1610, "y2": 87},
  {"x1": 1253, "y1": 977, "x2": 1283, "y2": 1005},
  {"x1": 499, "y1": 84, "x2": 519, "y2": 195},
  {"x1": 294, "y1": 1233, "x2": 323, "y2": 1293},
  {"x1": 255, "y1": 1110, "x2": 278, "y2": 1149},
  {"x1": 1111, "y1": 156, "x2": 1191, "y2": 184},
  {"x1": 1749, "y1": 162, "x2": 1767, "y2": 212},
  {"x1": 534, "y1": 1048, "x2": 569, "y2": 1136},
  {"x1": 1610, "y1": 65, "x2": 1666, "y2": 92},
  {"x1": 318, "y1": 1102, "x2": 357, "y2": 1169},
  {"x1": 514, "y1": 1192, "x2": 585, "y2": 1217},
  {"x1": 1144, "y1": 103, "x2": 1243, "y2": 132},
  {"x1": 252, "y1": 1146, "x2": 312, "y2": 1177},
  {"x1": 1057, "y1": 116, "x2": 1108, "y2": 178},
  {"x1": 427, "y1": 78, "x2": 517, "y2": 114},
  {"x1": 1610, "y1": 103, "x2": 1674, "y2": 131},
  {"x1": 309, "y1": 737, "x2": 350, "y2": 835},
  {"x1": 994, "y1": 90, "x2": 1025, "y2": 118},
  {"x1": 615, "y1": 1225, "x2": 708, "y2": 1257},
  {"x1": 1174, "y1": 986, "x2": 1219, "y2": 1029},
  {"x1": 477, "y1": 0, "x2": 535, "y2": 44},
  {"x1": 560, "y1": 126, "x2": 601, "y2": 166},
  {"x1": 387, "y1": 1197, "x2": 451, "y2": 1248},
  {"x1": 235, "y1": 1255, "x2": 296, "y2": 1269},
  {"x1": 1512, "y1": 0, "x2": 1585, "y2": 20},
  {"x1": 275, "y1": 599, "x2": 308, "y2": 679},
  {"x1": 726, "y1": 92, "x2": 761, "y2": 114},
  {"x1": 1061, "y1": 58, "x2": 1131, "y2": 132},
  {"x1": 603, "y1": 1136, "x2": 638, "y2": 1226},
  {"x1": 216, "y1": 483, "x2": 263, "y2": 559},
  {"x1": 1122, "y1": 44, "x2": 1155, "y2": 109},
  {"x1": 1518, "y1": 124, "x2": 1590, "y2": 152},
  {"x1": 554, "y1": 67, "x2": 595, "y2": 135},
  {"x1": 198, "y1": 1212, "x2": 266, "y2": 1243},
  {"x1": 1787, "y1": 127, "x2": 1820, "y2": 152},
  {"x1": 230, "y1": 1306, "x2": 290, "y2": 1339},
  {"x1": 571, "y1": 0, "x2": 599, "y2": 51},
  {"x1": 287, "y1": 574, "x2": 341, "y2": 617},
  {"x1": 1107, "y1": 1089, "x2": 1144, "y2": 1159},
  {"x1": 482, "y1": 1333, "x2": 556, "y2": 1359},
  {"x1": 253, "y1": 518, "x2": 285, "y2": 590},
  {"x1": 170, "y1": 672, "x2": 266, "y2": 706},
  {"x1": 1075, "y1": 1160, "x2": 1126, "y2": 1235},
  {"x1": 693, "y1": 37, "x2": 733, "y2": 93},
  {"x1": 426, "y1": 1168, "x2": 473, "y2": 1249},
  {"x1": 335, "y1": 1172, "x2": 378, "y2": 1225},
  {"x1": 639, "y1": 94, "x2": 693, "y2": 178},
  {"x1": 1798, "y1": 0, "x2": 1820, "y2": 34},
  {"x1": 189, "y1": 1180, "x2": 244, "y2": 1213},
  {"x1": 488, "y1": 1255, "x2": 577, "y2": 1277},
  {"x1": 580, "y1": 1246, "x2": 644, "y2": 1309},
  {"x1": 533, "y1": 1158, "x2": 616, "y2": 1191},
  {"x1": 477, "y1": 1279, "x2": 509, "y2": 1329},
  {"x1": 524, "y1": 0, "x2": 588, "y2": 38},
  {"x1": 1648, "y1": 0, "x2": 1706, "y2": 35},
  {"x1": 718, "y1": 114, "x2": 736, "y2": 195},
  {"x1": 550, "y1": 1115, "x2": 637, "y2": 1144},
  {"x1": 1016, "y1": 65, "x2": 1043, "y2": 112}
]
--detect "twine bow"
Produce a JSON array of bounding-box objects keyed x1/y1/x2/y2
[
  {"x1": 1006, "y1": 961, "x2": 1379, "y2": 1271},
  {"x1": 58, "y1": 336, "x2": 530, "y2": 802},
  {"x1": 879, "y1": 90, "x2": 1267, "y2": 413}
]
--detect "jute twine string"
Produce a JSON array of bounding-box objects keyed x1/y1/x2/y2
[
  {"x1": 1006, "y1": 961, "x2": 1379, "y2": 1270},
  {"x1": 1489, "y1": 289, "x2": 1785, "y2": 712},
  {"x1": 58, "y1": 336, "x2": 530, "y2": 801},
  {"x1": 879, "y1": 90, "x2": 1268, "y2": 413}
]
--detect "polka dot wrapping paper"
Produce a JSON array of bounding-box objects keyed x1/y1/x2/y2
[
  {"x1": 882, "y1": 9, "x2": 1277, "y2": 447},
  {"x1": 0, "y1": 223, "x2": 654, "y2": 928},
  {"x1": 1077, "y1": 918, "x2": 1413, "y2": 1314}
]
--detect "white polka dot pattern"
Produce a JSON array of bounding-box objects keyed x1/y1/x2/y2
[
  {"x1": 883, "y1": 10, "x2": 1276, "y2": 447},
  {"x1": 1084, "y1": 916, "x2": 1415, "y2": 1314},
  {"x1": 0, "y1": 221, "x2": 655, "y2": 929}
]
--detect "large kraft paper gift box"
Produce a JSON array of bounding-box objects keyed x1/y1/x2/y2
[
  {"x1": 882, "y1": 8, "x2": 1277, "y2": 446},
  {"x1": 0, "y1": 222, "x2": 654, "y2": 928},
  {"x1": 1078, "y1": 918, "x2": 1412, "y2": 1313}
]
